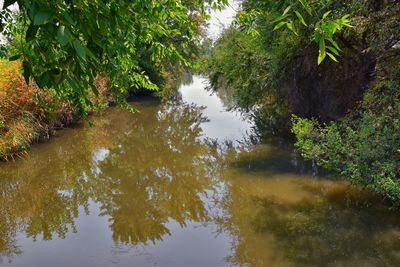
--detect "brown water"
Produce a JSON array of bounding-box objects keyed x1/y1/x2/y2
[{"x1": 1, "y1": 76, "x2": 400, "y2": 267}]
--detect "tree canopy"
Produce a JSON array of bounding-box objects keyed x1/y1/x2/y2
[{"x1": 0, "y1": 0, "x2": 228, "y2": 113}]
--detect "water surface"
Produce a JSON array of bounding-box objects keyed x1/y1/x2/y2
[{"x1": 1, "y1": 76, "x2": 400, "y2": 267}]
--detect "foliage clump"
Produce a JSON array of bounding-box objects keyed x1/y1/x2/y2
[
  {"x1": 0, "y1": 59, "x2": 110, "y2": 160},
  {"x1": 0, "y1": 0, "x2": 228, "y2": 114},
  {"x1": 0, "y1": 0, "x2": 229, "y2": 158},
  {"x1": 206, "y1": 0, "x2": 400, "y2": 203},
  {"x1": 292, "y1": 49, "x2": 400, "y2": 203},
  {"x1": 290, "y1": 1, "x2": 400, "y2": 203}
]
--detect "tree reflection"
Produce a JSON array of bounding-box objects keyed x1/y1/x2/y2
[
  {"x1": 0, "y1": 130, "x2": 94, "y2": 260},
  {"x1": 88, "y1": 100, "x2": 219, "y2": 245},
  {"x1": 2, "y1": 96, "x2": 400, "y2": 267},
  {"x1": 0, "y1": 98, "x2": 224, "y2": 259},
  {"x1": 215, "y1": 145, "x2": 400, "y2": 267}
]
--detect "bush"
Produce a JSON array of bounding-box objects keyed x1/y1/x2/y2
[
  {"x1": 291, "y1": 0, "x2": 400, "y2": 204},
  {"x1": 0, "y1": 59, "x2": 46, "y2": 159},
  {"x1": 292, "y1": 78, "x2": 400, "y2": 204},
  {"x1": 0, "y1": 59, "x2": 111, "y2": 160}
]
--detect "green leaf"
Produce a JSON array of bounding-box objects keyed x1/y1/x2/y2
[
  {"x1": 271, "y1": 5, "x2": 292, "y2": 24},
  {"x1": 318, "y1": 38, "x2": 326, "y2": 65},
  {"x1": 26, "y1": 24, "x2": 39, "y2": 42},
  {"x1": 297, "y1": 0, "x2": 312, "y2": 16},
  {"x1": 273, "y1": 21, "x2": 287, "y2": 31},
  {"x1": 327, "y1": 46, "x2": 339, "y2": 56},
  {"x1": 340, "y1": 15, "x2": 353, "y2": 27},
  {"x1": 33, "y1": 10, "x2": 54, "y2": 25},
  {"x1": 318, "y1": 51, "x2": 326, "y2": 65},
  {"x1": 314, "y1": 31, "x2": 322, "y2": 43},
  {"x1": 294, "y1": 11, "x2": 307, "y2": 26},
  {"x1": 272, "y1": 14, "x2": 289, "y2": 23},
  {"x1": 54, "y1": 70, "x2": 67, "y2": 85},
  {"x1": 319, "y1": 38, "x2": 326, "y2": 54},
  {"x1": 56, "y1": 26, "x2": 71, "y2": 46},
  {"x1": 286, "y1": 20, "x2": 298, "y2": 35},
  {"x1": 282, "y1": 6, "x2": 292, "y2": 16},
  {"x1": 2, "y1": 0, "x2": 16, "y2": 9},
  {"x1": 326, "y1": 52, "x2": 338, "y2": 62},
  {"x1": 84, "y1": 46, "x2": 99, "y2": 62},
  {"x1": 73, "y1": 39, "x2": 86, "y2": 59},
  {"x1": 22, "y1": 61, "x2": 31, "y2": 84},
  {"x1": 27, "y1": 2, "x2": 38, "y2": 21},
  {"x1": 66, "y1": 76, "x2": 81, "y2": 94},
  {"x1": 36, "y1": 71, "x2": 52, "y2": 87},
  {"x1": 328, "y1": 38, "x2": 341, "y2": 51},
  {"x1": 340, "y1": 14, "x2": 352, "y2": 26},
  {"x1": 322, "y1": 11, "x2": 331, "y2": 19},
  {"x1": 60, "y1": 11, "x2": 76, "y2": 26}
]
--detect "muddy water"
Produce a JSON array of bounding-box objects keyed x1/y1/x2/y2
[{"x1": 1, "y1": 76, "x2": 400, "y2": 267}]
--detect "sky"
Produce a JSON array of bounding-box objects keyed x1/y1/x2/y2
[
  {"x1": 207, "y1": 0, "x2": 240, "y2": 41},
  {"x1": 0, "y1": 0, "x2": 17, "y2": 11}
]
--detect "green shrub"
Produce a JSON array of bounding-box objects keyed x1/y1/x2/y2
[{"x1": 292, "y1": 78, "x2": 400, "y2": 204}]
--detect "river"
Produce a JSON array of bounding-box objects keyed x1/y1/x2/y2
[{"x1": 1, "y1": 76, "x2": 400, "y2": 267}]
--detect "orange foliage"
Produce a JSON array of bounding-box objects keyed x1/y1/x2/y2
[
  {"x1": 0, "y1": 60, "x2": 43, "y2": 130},
  {"x1": 0, "y1": 60, "x2": 111, "y2": 160}
]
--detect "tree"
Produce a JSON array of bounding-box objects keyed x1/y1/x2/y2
[{"x1": 0, "y1": 0, "x2": 228, "y2": 114}]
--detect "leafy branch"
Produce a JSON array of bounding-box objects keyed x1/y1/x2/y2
[
  {"x1": 273, "y1": 0, "x2": 352, "y2": 65},
  {"x1": 0, "y1": 0, "x2": 229, "y2": 114},
  {"x1": 234, "y1": 9, "x2": 260, "y2": 37}
]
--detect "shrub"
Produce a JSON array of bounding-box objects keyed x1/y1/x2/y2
[
  {"x1": 292, "y1": 78, "x2": 400, "y2": 204},
  {"x1": 0, "y1": 59, "x2": 44, "y2": 159},
  {"x1": 291, "y1": 0, "x2": 400, "y2": 203},
  {"x1": 0, "y1": 59, "x2": 111, "y2": 160}
]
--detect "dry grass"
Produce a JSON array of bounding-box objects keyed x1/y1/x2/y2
[
  {"x1": 0, "y1": 59, "x2": 111, "y2": 160},
  {"x1": 0, "y1": 60, "x2": 44, "y2": 159}
]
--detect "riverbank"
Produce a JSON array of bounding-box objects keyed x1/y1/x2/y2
[
  {"x1": 204, "y1": 1, "x2": 400, "y2": 205},
  {"x1": 0, "y1": 59, "x2": 112, "y2": 160}
]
